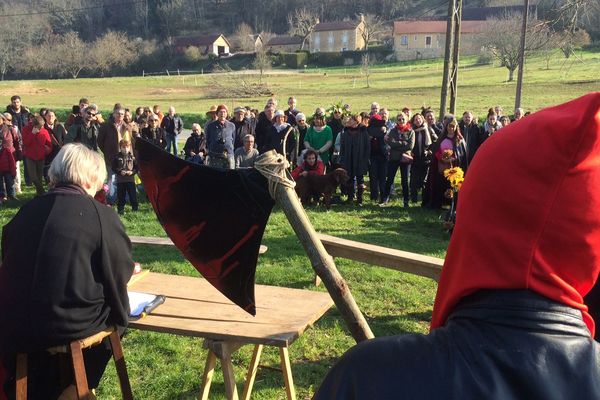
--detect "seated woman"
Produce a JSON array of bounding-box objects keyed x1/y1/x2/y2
[
  {"x1": 0, "y1": 143, "x2": 134, "y2": 399},
  {"x1": 291, "y1": 149, "x2": 324, "y2": 180}
]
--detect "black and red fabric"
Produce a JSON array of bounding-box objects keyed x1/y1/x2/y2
[
  {"x1": 135, "y1": 138, "x2": 274, "y2": 315},
  {"x1": 431, "y1": 92, "x2": 600, "y2": 334}
]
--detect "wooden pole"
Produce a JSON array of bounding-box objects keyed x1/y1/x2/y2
[
  {"x1": 515, "y1": 0, "x2": 530, "y2": 110},
  {"x1": 439, "y1": 0, "x2": 456, "y2": 121},
  {"x1": 255, "y1": 151, "x2": 373, "y2": 343}
]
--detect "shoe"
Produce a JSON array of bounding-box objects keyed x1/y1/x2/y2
[
  {"x1": 379, "y1": 201, "x2": 390, "y2": 208},
  {"x1": 1, "y1": 197, "x2": 7, "y2": 202}
]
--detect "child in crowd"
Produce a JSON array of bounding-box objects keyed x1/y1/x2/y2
[{"x1": 112, "y1": 139, "x2": 138, "y2": 215}]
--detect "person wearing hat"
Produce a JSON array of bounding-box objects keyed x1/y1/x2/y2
[
  {"x1": 205, "y1": 104, "x2": 235, "y2": 169},
  {"x1": 314, "y1": 93, "x2": 600, "y2": 399},
  {"x1": 204, "y1": 105, "x2": 218, "y2": 132},
  {"x1": 264, "y1": 110, "x2": 295, "y2": 161},
  {"x1": 231, "y1": 106, "x2": 254, "y2": 150}
]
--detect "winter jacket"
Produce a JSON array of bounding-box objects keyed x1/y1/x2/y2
[
  {"x1": 112, "y1": 151, "x2": 138, "y2": 184},
  {"x1": 44, "y1": 123, "x2": 66, "y2": 165},
  {"x1": 0, "y1": 148, "x2": 16, "y2": 176},
  {"x1": 22, "y1": 125, "x2": 51, "y2": 161},
  {"x1": 367, "y1": 117, "x2": 388, "y2": 158},
  {"x1": 184, "y1": 132, "x2": 207, "y2": 159},
  {"x1": 160, "y1": 114, "x2": 183, "y2": 136},
  {"x1": 140, "y1": 127, "x2": 166, "y2": 148},
  {"x1": 385, "y1": 125, "x2": 415, "y2": 162},
  {"x1": 66, "y1": 122, "x2": 99, "y2": 151},
  {"x1": 5, "y1": 105, "x2": 29, "y2": 133}
]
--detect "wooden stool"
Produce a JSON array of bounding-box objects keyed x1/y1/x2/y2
[{"x1": 15, "y1": 327, "x2": 133, "y2": 400}]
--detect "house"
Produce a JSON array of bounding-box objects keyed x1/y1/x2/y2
[
  {"x1": 309, "y1": 16, "x2": 366, "y2": 53},
  {"x1": 250, "y1": 34, "x2": 264, "y2": 51},
  {"x1": 265, "y1": 35, "x2": 304, "y2": 53},
  {"x1": 393, "y1": 20, "x2": 486, "y2": 61},
  {"x1": 173, "y1": 34, "x2": 231, "y2": 56}
]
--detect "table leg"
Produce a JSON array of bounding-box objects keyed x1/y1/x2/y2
[
  {"x1": 220, "y1": 343, "x2": 239, "y2": 400},
  {"x1": 279, "y1": 346, "x2": 296, "y2": 400},
  {"x1": 241, "y1": 344, "x2": 263, "y2": 400},
  {"x1": 199, "y1": 350, "x2": 217, "y2": 400}
]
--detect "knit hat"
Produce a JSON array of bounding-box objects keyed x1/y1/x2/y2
[
  {"x1": 216, "y1": 104, "x2": 228, "y2": 114},
  {"x1": 234, "y1": 107, "x2": 245, "y2": 114},
  {"x1": 274, "y1": 110, "x2": 285, "y2": 118}
]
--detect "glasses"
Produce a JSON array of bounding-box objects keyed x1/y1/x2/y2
[{"x1": 87, "y1": 112, "x2": 97, "y2": 117}]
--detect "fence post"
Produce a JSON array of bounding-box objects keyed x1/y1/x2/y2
[
  {"x1": 177, "y1": 69, "x2": 180, "y2": 76},
  {"x1": 142, "y1": 70, "x2": 145, "y2": 77},
  {"x1": 166, "y1": 70, "x2": 170, "y2": 76}
]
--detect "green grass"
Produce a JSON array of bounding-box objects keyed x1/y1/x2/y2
[{"x1": 0, "y1": 51, "x2": 598, "y2": 398}]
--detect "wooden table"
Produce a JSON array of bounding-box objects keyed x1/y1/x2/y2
[{"x1": 128, "y1": 272, "x2": 333, "y2": 400}]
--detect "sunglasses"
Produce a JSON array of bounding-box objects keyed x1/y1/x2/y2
[{"x1": 87, "y1": 112, "x2": 97, "y2": 117}]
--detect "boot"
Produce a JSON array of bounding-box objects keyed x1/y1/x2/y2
[{"x1": 356, "y1": 184, "x2": 365, "y2": 206}]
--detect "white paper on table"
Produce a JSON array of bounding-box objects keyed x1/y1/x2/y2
[{"x1": 128, "y1": 291, "x2": 160, "y2": 317}]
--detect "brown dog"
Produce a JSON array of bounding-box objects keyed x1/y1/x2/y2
[{"x1": 294, "y1": 168, "x2": 349, "y2": 209}]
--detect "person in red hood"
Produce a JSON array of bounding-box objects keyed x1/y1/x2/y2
[
  {"x1": 21, "y1": 114, "x2": 51, "y2": 196},
  {"x1": 314, "y1": 92, "x2": 600, "y2": 400}
]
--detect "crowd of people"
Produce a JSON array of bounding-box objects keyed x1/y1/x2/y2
[{"x1": 0, "y1": 94, "x2": 529, "y2": 211}]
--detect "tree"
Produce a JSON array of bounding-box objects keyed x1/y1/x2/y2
[
  {"x1": 156, "y1": 0, "x2": 186, "y2": 46},
  {"x1": 184, "y1": 46, "x2": 202, "y2": 63},
  {"x1": 92, "y1": 31, "x2": 138, "y2": 77},
  {"x1": 252, "y1": 47, "x2": 271, "y2": 84},
  {"x1": 360, "y1": 14, "x2": 388, "y2": 50},
  {"x1": 556, "y1": 28, "x2": 591, "y2": 58},
  {"x1": 0, "y1": 3, "x2": 49, "y2": 80},
  {"x1": 361, "y1": 53, "x2": 373, "y2": 88},
  {"x1": 55, "y1": 31, "x2": 87, "y2": 78},
  {"x1": 231, "y1": 23, "x2": 256, "y2": 52},
  {"x1": 287, "y1": 8, "x2": 320, "y2": 51},
  {"x1": 478, "y1": 14, "x2": 550, "y2": 82}
]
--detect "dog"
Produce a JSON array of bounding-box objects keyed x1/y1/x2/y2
[{"x1": 294, "y1": 168, "x2": 349, "y2": 209}]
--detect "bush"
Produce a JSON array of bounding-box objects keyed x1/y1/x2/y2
[
  {"x1": 309, "y1": 52, "x2": 344, "y2": 67},
  {"x1": 476, "y1": 53, "x2": 494, "y2": 65},
  {"x1": 279, "y1": 52, "x2": 309, "y2": 69}
]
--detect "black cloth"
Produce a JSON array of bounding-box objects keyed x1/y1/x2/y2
[
  {"x1": 117, "y1": 181, "x2": 138, "y2": 213},
  {"x1": 160, "y1": 114, "x2": 183, "y2": 136},
  {"x1": 67, "y1": 123, "x2": 99, "y2": 151},
  {"x1": 0, "y1": 186, "x2": 133, "y2": 353},
  {"x1": 136, "y1": 138, "x2": 275, "y2": 315},
  {"x1": 314, "y1": 290, "x2": 600, "y2": 400},
  {"x1": 459, "y1": 120, "x2": 482, "y2": 165}
]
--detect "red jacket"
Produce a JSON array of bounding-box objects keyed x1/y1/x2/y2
[
  {"x1": 292, "y1": 159, "x2": 325, "y2": 180},
  {"x1": 22, "y1": 125, "x2": 51, "y2": 161}
]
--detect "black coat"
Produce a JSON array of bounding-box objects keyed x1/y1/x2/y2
[
  {"x1": 315, "y1": 290, "x2": 600, "y2": 400},
  {"x1": 141, "y1": 127, "x2": 166, "y2": 148},
  {"x1": 339, "y1": 126, "x2": 370, "y2": 176},
  {"x1": 0, "y1": 186, "x2": 134, "y2": 353},
  {"x1": 184, "y1": 132, "x2": 207, "y2": 158}
]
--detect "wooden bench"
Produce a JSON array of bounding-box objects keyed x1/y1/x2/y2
[{"x1": 129, "y1": 234, "x2": 443, "y2": 281}]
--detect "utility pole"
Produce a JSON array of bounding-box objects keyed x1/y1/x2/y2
[
  {"x1": 514, "y1": 0, "x2": 530, "y2": 111},
  {"x1": 439, "y1": 0, "x2": 463, "y2": 121}
]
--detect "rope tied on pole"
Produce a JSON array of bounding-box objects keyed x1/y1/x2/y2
[{"x1": 254, "y1": 150, "x2": 296, "y2": 200}]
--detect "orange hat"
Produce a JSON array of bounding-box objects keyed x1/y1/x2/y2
[
  {"x1": 206, "y1": 105, "x2": 218, "y2": 115},
  {"x1": 430, "y1": 92, "x2": 600, "y2": 336},
  {"x1": 216, "y1": 104, "x2": 228, "y2": 114}
]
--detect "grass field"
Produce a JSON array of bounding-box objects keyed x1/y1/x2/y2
[{"x1": 0, "y1": 51, "x2": 598, "y2": 399}]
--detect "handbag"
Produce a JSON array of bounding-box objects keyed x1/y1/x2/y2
[{"x1": 401, "y1": 152, "x2": 413, "y2": 164}]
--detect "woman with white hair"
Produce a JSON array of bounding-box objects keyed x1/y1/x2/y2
[{"x1": 0, "y1": 143, "x2": 134, "y2": 399}]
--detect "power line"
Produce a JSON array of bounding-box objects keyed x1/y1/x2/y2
[{"x1": 0, "y1": 0, "x2": 146, "y2": 18}]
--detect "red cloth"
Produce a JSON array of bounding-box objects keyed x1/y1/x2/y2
[
  {"x1": 430, "y1": 92, "x2": 600, "y2": 336},
  {"x1": 0, "y1": 149, "x2": 16, "y2": 176},
  {"x1": 291, "y1": 160, "x2": 325, "y2": 180},
  {"x1": 21, "y1": 125, "x2": 51, "y2": 161}
]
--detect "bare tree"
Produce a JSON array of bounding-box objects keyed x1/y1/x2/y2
[
  {"x1": 0, "y1": 3, "x2": 49, "y2": 80},
  {"x1": 478, "y1": 14, "x2": 549, "y2": 82},
  {"x1": 252, "y1": 47, "x2": 271, "y2": 84},
  {"x1": 55, "y1": 31, "x2": 88, "y2": 79},
  {"x1": 92, "y1": 31, "x2": 138, "y2": 77},
  {"x1": 231, "y1": 23, "x2": 256, "y2": 52},
  {"x1": 287, "y1": 8, "x2": 320, "y2": 51},
  {"x1": 184, "y1": 46, "x2": 202, "y2": 63},
  {"x1": 556, "y1": 28, "x2": 591, "y2": 58},
  {"x1": 361, "y1": 14, "x2": 388, "y2": 50},
  {"x1": 156, "y1": 0, "x2": 186, "y2": 46},
  {"x1": 361, "y1": 53, "x2": 373, "y2": 88}
]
